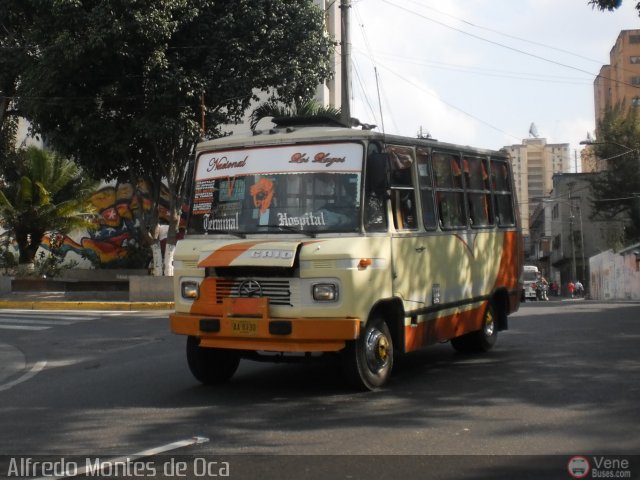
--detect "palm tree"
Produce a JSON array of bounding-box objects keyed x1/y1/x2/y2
[
  {"x1": 249, "y1": 99, "x2": 343, "y2": 131},
  {"x1": 0, "y1": 146, "x2": 98, "y2": 268}
]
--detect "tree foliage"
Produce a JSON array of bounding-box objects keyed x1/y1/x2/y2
[
  {"x1": 589, "y1": 103, "x2": 640, "y2": 243},
  {"x1": 250, "y1": 100, "x2": 342, "y2": 130},
  {"x1": 588, "y1": 0, "x2": 640, "y2": 13},
  {"x1": 0, "y1": 146, "x2": 98, "y2": 266},
  {"x1": 0, "y1": 0, "x2": 32, "y2": 181},
  {"x1": 12, "y1": 0, "x2": 334, "y2": 274}
]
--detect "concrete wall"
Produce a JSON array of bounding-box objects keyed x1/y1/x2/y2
[
  {"x1": 129, "y1": 276, "x2": 173, "y2": 302},
  {"x1": 590, "y1": 249, "x2": 640, "y2": 300},
  {"x1": 0, "y1": 273, "x2": 173, "y2": 302},
  {"x1": 0, "y1": 276, "x2": 11, "y2": 295}
]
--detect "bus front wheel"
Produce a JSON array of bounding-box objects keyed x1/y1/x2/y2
[
  {"x1": 186, "y1": 336, "x2": 240, "y2": 385},
  {"x1": 341, "y1": 315, "x2": 394, "y2": 390},
  {"x1": 451, "y1": 302, "x2": 498, "y2": 353}
]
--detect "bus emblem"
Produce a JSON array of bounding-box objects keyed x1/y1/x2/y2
[{"x1": 238, "y1": 280, "x2": 263, "y2": 298}]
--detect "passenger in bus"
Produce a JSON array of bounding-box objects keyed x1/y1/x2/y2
[{"x1": 315, "y1": 174, "x2": 354, "y2": 228}]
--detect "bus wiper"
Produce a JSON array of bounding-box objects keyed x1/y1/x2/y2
[
  {"x1": 257, "y1": 224, "x2": 316, "y2": 238},
  {"x1": 206, "y1": 229, "x2": 246, "y2": 238}
]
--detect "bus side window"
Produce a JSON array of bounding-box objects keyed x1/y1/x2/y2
[
  {"x1": 417, "y1": 148, "x2": 437, "y2": 229},
  {"x1": 364, "y1": 146, "x2": 388, "y2": 232},
  {"x1": 387, "y1": 145, "x2": 417, "y2": 231},
  {"x1": 434, "y1": 152, "x2": 466, "y2": 229},
  {"x1": 490, "y1": 159, "x2": 515, "y2": 226},
  {"x1": 392, "y1": 190, "x2": 417, "y2": 230},
  {"x1": 464, "y1": 157, "x2": 493, "y2": 227}
]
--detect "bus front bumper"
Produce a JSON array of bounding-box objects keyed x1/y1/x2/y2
[{"x1": 169, "y1": 310, "x2": 361, "y2": 353}]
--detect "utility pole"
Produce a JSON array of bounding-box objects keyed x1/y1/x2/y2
[
  {"x1": 340, "y1": 0, "x2": 351, "y2": 127},
  {"x1": 568, "y1": 182, "x2": 577, "y2": 282}
]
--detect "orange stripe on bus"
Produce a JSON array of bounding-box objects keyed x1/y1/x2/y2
[
  {"x1": 404, "y1": 305, "x2": 485, "y2": 352},
  {"x1": 198, "y1": 241, "x2": 263, "y2": 267},
  {"x1": 493, "y1": 230, "x2": 521, "y2": 292}
]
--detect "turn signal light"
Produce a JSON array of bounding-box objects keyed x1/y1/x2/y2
[{"x1": 358, "y1": 258, "x2": 372, "y2": 269}]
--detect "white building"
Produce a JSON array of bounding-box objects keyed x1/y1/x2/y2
[{"x1": 504, "y1": 138, "x2": 570, "y2": 241}]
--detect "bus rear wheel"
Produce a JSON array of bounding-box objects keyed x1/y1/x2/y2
[
  {"x1": 451, "y1": 302, "x2": 498, "y2": 353},
  {"x1": 186, "y1": 336, "x2": 240, "y2": 385},
  {"x1": 341, "y1": 315, "x2": 394, "y2": 390}
]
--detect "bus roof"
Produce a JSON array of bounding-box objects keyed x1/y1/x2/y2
[{"x1": 196, "y1": 125, "x2": 509, "y2": 159}]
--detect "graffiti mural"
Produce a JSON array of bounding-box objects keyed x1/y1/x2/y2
[{"x1": 40, "y1": 180, "x2": 187, "y2": 267}]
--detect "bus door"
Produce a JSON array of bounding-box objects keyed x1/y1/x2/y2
[{"x1": 386, "y1": 145, "x2": 427, "y2": 313}]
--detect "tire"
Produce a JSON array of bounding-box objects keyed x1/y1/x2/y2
[
  {"x1": 341, "y1": 315, "x2": 394, "y2": 390},
  {"x1": 451, "y1": 301, "x2": 498, "y2": 353},
  {"x1": 186, "y1": 336, "x2": 240, "y2": 385}
]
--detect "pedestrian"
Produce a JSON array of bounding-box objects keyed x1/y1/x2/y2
[
  {"x1": 538, "y1": 275, "x2": 549, "y2": 301},
  {"x1": 568, "y1": 280, "x2": 575, "y2": 299},
  {"x1": 550, "y1": 281, "x2": 559, "y2": 297},
  {"x1": 575, "y1": 280, "x2": 584, "y2": 297}
]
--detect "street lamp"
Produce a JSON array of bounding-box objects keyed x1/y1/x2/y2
[{"x1": 579, "y1": 140, "x2": 637, "y2": 166}]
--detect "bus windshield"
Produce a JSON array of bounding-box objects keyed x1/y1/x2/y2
[{"x1": 188, "y1": 142, "x2": 363, "y2": 235}]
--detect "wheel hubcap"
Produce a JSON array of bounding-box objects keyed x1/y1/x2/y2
[
  {"x1": 365, "y1": 329, "x2": 390, "y2": 373},
  {"x1": 483, "y1": 311, "x2": 495, "y2": 337}
]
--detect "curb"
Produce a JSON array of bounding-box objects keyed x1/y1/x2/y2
[{"x1": 0, "y1": 300, "x2": 174, "y2": 311}]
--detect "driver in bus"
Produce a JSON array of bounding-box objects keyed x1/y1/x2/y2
[{"x1": 315, "y1": 174, "x2": 353, "y2": 227}]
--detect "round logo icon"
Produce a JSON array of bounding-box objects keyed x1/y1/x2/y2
[
  {"x1": 238, "y1": 279, "x2": 263, "y2": 298},
  {"x1": 567, "y1": 456, "x2": 590, "y2": 479}
]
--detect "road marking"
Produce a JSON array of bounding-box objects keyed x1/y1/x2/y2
[
  {"x1": 0, "y1": 318, "x2": 74, "y2": 326},
  {"x1": 0, "y1": 325, "x2": 50, "y2": 331},
  {"x1": 0, "y1": 360, "x2": 47, "y2": 392},
  {"x1": 0, "y1": 313, "x2": 95, "y2": 331},
  {"x1": 31, "y1": 437, "x2": 210, "y2": 480}
]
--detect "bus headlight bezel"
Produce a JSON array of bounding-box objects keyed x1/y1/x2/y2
[
  {"x1": 312, "y1": 283, "x2": 339, "y2": 302},
  {"x1": 181, "y1": 281, "x2": 200, "y2": 300}
]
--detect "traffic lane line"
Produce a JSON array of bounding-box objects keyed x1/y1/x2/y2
[
  {"x1": 0, "y1": 360, "x2": 47, "y2": 392},
  {"x1": 30, "y1": 437, "x2": 210, "y2": 480}
]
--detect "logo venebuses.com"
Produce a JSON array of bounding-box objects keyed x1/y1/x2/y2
[{"x1": 568, "y1": 456, "x2": 633, "y2": 479}]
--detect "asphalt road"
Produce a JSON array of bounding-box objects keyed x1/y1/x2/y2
[{"x1": 0, "y1": 301, "x2": 638, "y2": 479}]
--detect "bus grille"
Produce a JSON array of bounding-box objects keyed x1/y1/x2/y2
[{"x1": 215, "y1": 278, "x2": 292, "y2": 306}]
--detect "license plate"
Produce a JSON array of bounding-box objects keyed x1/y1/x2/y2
[{"x1": 231, "y1": 319, "x2": 258, "y2": 336}]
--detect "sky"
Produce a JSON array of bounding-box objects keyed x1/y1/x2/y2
[{"x1": 348, "y1": 0, "x2": 640, "y2": 168}]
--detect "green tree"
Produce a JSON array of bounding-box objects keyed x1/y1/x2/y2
[
  {"x1": 0, "y1": 0, "x2": 32, "y2": 181},
  {"x1": 16, "y1": 0, "x2": 334, "y2": 275},
  {"x1": 250, "y1": 99, "x2": 342, "y2": 130},
  {"x1": 588, "y1": 102, "x2": 640, "y2": 243},
  {"x1": 588, "y1": 0, "x2": 640, "y2": 13},
  {"x1": 0, "y1": 146, "x2": 97, "y2": 268}
]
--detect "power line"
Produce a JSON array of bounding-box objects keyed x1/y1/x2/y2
[
  {"x1": 355, "y1": 48, "x2": 593, "y2": 86},
  {"x1": 381, "y1": 0, "x2": 640, "y2": 91},
  {"x1": 373, "y1": 58, "x2": 521, "y2": 141},
  {"x1": 402, "y1": 0, "x2": 605, "y2": 66}
]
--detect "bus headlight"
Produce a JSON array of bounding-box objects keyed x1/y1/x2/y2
[
  {"x1": 181, "y1": 281, "x2": 200, "y2": 299},
  {"x1": 312, "y1": 283, "x2": 338, "y2": 302}
]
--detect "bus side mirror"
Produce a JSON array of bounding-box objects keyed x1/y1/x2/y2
[{"x1": 367, "y1": 153, "x2": 390, "y2": 194}]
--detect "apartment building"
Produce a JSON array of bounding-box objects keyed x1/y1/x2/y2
[
  {"x1": 594, "y1": 29, "x2": 640, "y2": 126},
  {"x1": 504, "y1": 138, "x2": 570, "y2": 241}
]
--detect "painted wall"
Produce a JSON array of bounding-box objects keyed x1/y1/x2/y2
[
  {"x1": 2, "y1": 180, "x2": 186, "y2": 269},
  {"x1": 589, "y1": 247, "x2": 640, "y2": 300}
]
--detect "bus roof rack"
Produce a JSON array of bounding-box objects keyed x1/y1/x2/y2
[{"x1": 271, "y1": 115, "x2": 351, "y2": 128}]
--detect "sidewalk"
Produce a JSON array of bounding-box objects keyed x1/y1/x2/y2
[{"x1": 0, "y1": 290, "x2": 174, "y2": 311}]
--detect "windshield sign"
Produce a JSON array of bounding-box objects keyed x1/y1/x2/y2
[{"x1": 188, "y1": 142, "x2": 364, "y2": 235}]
